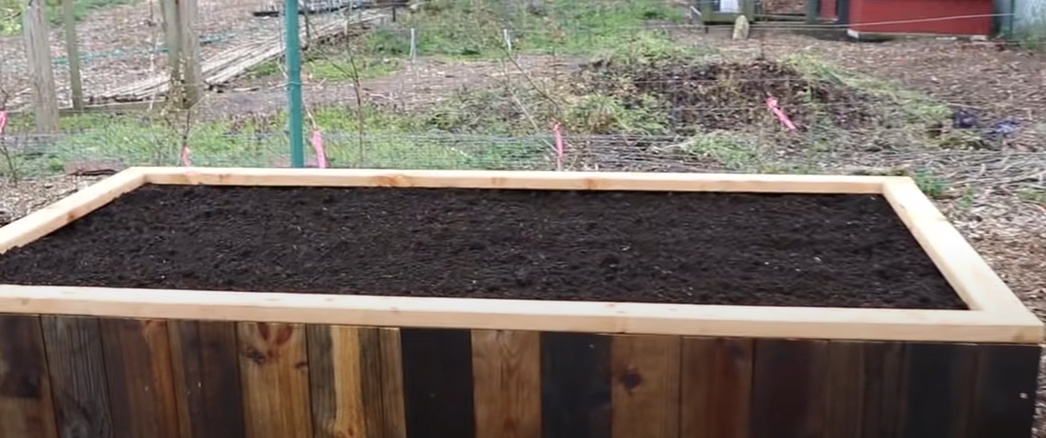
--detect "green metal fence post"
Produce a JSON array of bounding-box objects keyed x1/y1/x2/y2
[{"x1": 285, "y1": 0, "x2": 305, "y2": 168}]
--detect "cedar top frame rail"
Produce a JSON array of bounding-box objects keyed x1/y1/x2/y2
[{"x1": 0, "y1": 167, "x2": 1040, "y2": 344}]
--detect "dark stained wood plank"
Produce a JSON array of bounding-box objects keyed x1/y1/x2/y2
[
  {"x1": 540, "y1": 332, "x2": 611, "y2": 438},
  {"x1": 610, "y1": 334, "x2": 681, "y2": 438},
  {"x1": 40, "y1": 316, "x2": 114, "y2": 438},
  {"x1": 750, "y1": 338, "x2": 828, "y2": 438},
  {"x1": 100, "y1": 318, "x2": 180, "y2": 438},
  {"x1": 0, "y1": 315, "x2": 58, "y2": 438},
  {"x1": 824, "y1": 341, "x2": 865, "y2": 437},
  {"x1": 359, "y1": 327, "x2": 407, "y2": 438},
  {"x1": 471, "y1": 329, "x2": 541, "y2": 438},
  {"x1": 680, "y1": 337, "x2": 753, "y2": 438},
  {"x1": 237, "y1": 322, "x2": 312, "y2": 438},
  {"x1": 901, "y1": 342, "x2": 977, "y2": 438},
  {"x1": 860, "y1": 341, "x2": 907, "y2": 438},
  {"x1": 307, "y1": 325, "x2": 366, "y2": 438},
  {"x1": 970, "y1": 343, "x2": 1040, "y2": 438},
  {"x1": 400, "y1": 328, "x2": 475, "y2": 438},
  {"x1": 168, "y1": 320, "x2": 245, "y2": 438}
]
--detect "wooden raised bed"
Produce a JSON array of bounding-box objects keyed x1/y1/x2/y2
[{"x1": 0, "y1": 167, "x2": 1041, "y2": 438}]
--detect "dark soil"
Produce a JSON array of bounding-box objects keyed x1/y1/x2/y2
[
  {"x1": 573, "y1": 59, "x2": 875, "y2": 134},
  {"x1": 0, "y1": 184, "x2": 965, "y2": 309}
]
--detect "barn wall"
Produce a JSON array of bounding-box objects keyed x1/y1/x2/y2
[{"x1": 849, "y1": 0, "x2": 994, "y2": 35}]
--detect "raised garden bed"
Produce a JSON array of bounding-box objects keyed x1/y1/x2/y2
[{"x1": 0, "y1": 167, "x2": 1041, "y2": 438}]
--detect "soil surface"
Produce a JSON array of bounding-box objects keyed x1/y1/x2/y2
[{"x1": 0, "y1": 184, "x2": 964, "y2": 309}]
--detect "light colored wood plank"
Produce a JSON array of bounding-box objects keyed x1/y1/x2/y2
[
  {"x1": 471, "y1": 329, "x2": 541, "y2": 438},
  {"x1": 238, "y1": 322, "x2": 312, "y2": 438},
  {"x1": 883, "y1": 179, "x2": 1040, "y2": 325},
  {"x1": 0, "y1": 168, "x2": 146, "y2": 254},
  {"x1": 610, "y1": 334, "x2": 681, "y2": 438},
  {"x1": 359, "y1": 327, "x2": 407, "y2": 438},
  {"x1": 307, "y1": 324, "x2": 367, "y2": 438},
  {"x1": 0, "y1": 284, "x2": 1039, "y2": 343},
  {"x1": 140, "y1": 167, "x2": 893, "y2": 193}
]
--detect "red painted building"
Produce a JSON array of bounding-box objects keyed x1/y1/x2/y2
[{"x1": 815, "y1": 0, "x2": 994, "y2": 36}]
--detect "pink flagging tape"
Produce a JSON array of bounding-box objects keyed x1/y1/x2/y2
[
  {"x1": 552, "y1": 122, "x2": 565, "y2": 170},
  {"x1": 766, "y1": 96, "x2": 797, "y2": 131},
  {"x1": 0, "y1": 110, "x2": 7, "y2": 134},
  {"x1": 180, "y1": 146, "x2": 192, "y2": 167},
  {"x1": 310, "y1": 130, "x2": 328, "y2": 169}
]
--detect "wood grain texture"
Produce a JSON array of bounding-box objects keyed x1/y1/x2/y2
[
  {"x1": 824, "y1": 341, "x2": 865, "y2": 437},
  {"x1": 970, "y1": 344, "x2": 1040, "y2": 438},
  {"x1": 401, "y1": 328, "x2": 475, "y2": 438},
  {"x1": 860, "y1": 341, "x2": 907, "y2": 438},
  {"x1": 238, "y1": 322, "x2": 313, "y2": 438},
  {"x1": 471, "y1": 329, "x2": 541, "y2": 438},
  {"x1": 169, "y1": 320, "x2": 245, "y2": 438},
  {"x1": 750, "y1": 338, "x2": 828, "y2": 438},
  {"x1": 40, "y1": 316, "x2": 114, "y2": 438},
  {"x1": 358, "y1": 327, "x2": 407, "y2": 438},
  {"x1": 0, "y1": 315, "x2": 58, "y2": 438},
  {"x1": 307, "y1": 324, "x2": 366, "y2": 438},
  {"x1": 540, "y1": 332, "x2": 611, "y2": 438},
  {"x1": 610, "y1": 334, "x2": 681, "y2": 438},
  {"x1": 680, "y1": 337, "x2": 753, "y2": 438},
  {"x1": 100, "y1": 318, "x2": 180, "y2": 438},
  {"x1": 901, "y1": 342, "x2": 977, "y2": 438}
]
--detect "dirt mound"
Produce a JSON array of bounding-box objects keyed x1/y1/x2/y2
[{"x1": 573, "y1": 58, "x2": 875, "y2": 134}]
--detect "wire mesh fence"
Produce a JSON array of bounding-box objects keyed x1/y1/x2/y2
[{"x1": 0, "y1": 0, "x2": 1045, "y2": 198}]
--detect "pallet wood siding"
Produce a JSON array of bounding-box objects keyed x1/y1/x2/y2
[{"x1": 0, "y1": 315, "x2": 1038, "y2": 438}]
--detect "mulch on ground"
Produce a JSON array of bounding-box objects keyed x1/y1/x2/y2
[{"x1": 0, "y1": 184, "x2": 965, "y2": 309}]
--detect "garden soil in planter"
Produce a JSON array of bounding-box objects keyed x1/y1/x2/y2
[{"x1": 0, "y1": 185, "x2": 965, "y2": 309}]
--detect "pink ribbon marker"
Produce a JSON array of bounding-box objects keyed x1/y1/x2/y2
[
  {"x1": 310, "y1": 130, "x2": 328, "y2": 168},
  {"x1": 180, "y1": 146, "x2": 192, "y2": 167},
  {"x1": 0, "y1": 110, "x2": 7, "y2": 134},
  {"x1": 552, "y1": 122, "x2": 565, "y2": 170},
  {"x1": 766, "y1": 96, "x2": 797, "y2": 131}
]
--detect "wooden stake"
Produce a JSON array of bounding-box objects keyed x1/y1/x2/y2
[
  {"x1": 60, "y1": 0, "x2": 84, "y2": 111},
  {"x1": 22, "y1": 0, "x2": 58, "y2": 132},
  {"x1": 160, "y1": 0, "x2": 202, "y2": 108}
]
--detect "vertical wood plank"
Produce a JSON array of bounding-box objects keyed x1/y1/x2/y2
[
  {"x1": 22, "y1": 0, "x2": 59, "y2": 132},
  {"x1": 471, "y1": 329, "x2": 541, "y2": 438},
  {"x1": 540, "y1": 332, "x2": 611, "y2": 438},
  {"x1": 824, "y1": 341, "x2": 865, "y2": 437},
  {"x1": 970, "y1": 344, "x2": 1040, "y2": 438},
  {"x1": 237, "y1": 322, "x2": 312, "y2": 438},
  {"x1": 307, "y1": 325, "x2": 366, "y2": 438},
  {"x1": 400, "y1": 328, "x2": 475, "y2": 438},
  {"x1": 901, "y1": 342, "x2": 977, "y2": 438},
  {"x1": 59, "y1": 0, "x2": 84, "y2": 110},
  {"x1": 750, "y1": 339, "x2": 828, "y2": 438},
  {"x1": 679, "y1": 337, "x2": 753, "y2": 438},
  {"x1": 860, "y1": 341, "x2": 907, "y2": 438},
  {"x1": 610, "y1": 334, "x2": 681, "y2": 438},
  {"x1": 100, "y1": 318, "x2": 180, "y2": 438},
  {"x1": 359, "y1": 327, "x2": 407, "y2": 438},
  {"x1": 169, "y1": 320, "x2": 245, "y2": 438},
  {"x1": 40, "y1": 316, "x2": 114, "y2": 438},
  {"x1": 0, "y1": 315, "x2": 58, "y2": 438}
]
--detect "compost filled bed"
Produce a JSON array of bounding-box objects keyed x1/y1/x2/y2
[{"x1": 0, "y1": 184, "x2": 965, "y2": 309}]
